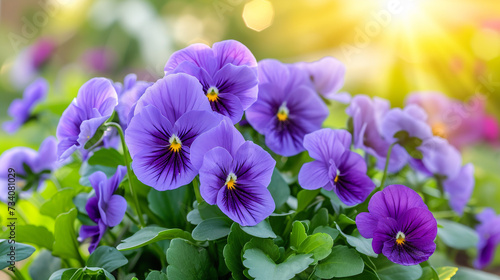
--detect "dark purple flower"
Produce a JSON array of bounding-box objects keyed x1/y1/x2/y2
[
  {"x1": 126, "y1": 74, "x2": 222, "y2": 190},
  {"x1": 191, "y1": 119, "x2": 276, "y2": 226},
  {"x1": 56, "y1": 78, "x2": 118, "y2": 161},
  {"x1": 295, "y1": 57, "x2": 350, "y2": 103},
  {"x1": 356, "y1": 185, "x2": 437, "y2": 266},
  {"x1": 3, "y1": 78, "x2": 48, "y2": 134},
  {"x1": 298, "y1": 129, "x2": 375, "y2": 205},
  {"x1": 0, "y1": 136, "x2": 57, "y2": 201},
  {"x1": 164, "y1": 40, "x2": 258, "y2": 124},
  {"x1": 346, "y1": 95, "x2": 408, "y2": 172},
  {"x1": 79, "y1": 166, "x2": 127, "y2": 253},
  {"x1": 246, "y1": 59, "x2": 329, "y2": 157},
  {"x1": 474, "y1": 208, "x2": 500, "y2": 269},
  {"x1": 114, "y1": 73, "x2": 152, "y2": 129},
  {"x1": 443, "y1": 163, "x2": 474, "y2": 215}
]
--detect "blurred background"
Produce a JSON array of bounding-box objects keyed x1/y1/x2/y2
[{"x1": 1, "y1": 0, "x2": 500, "y2": 206}]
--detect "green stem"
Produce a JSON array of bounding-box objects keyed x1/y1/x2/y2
[
  {"x1": 192, "y1": 177, "x2": 203, "y2": 204},
  {"x1": 105, "y1": 122, "x2": 145, "y2": 228},
  {"x1": 379, "y1": 143, "x2": 395, "y2": 189},
  {"x1": 307, "y1": 266, "x2": 317, "y2": 280},
  {"x1": 13, "y1": 268, "x2": 26, "y2": 280},
  {"x1": 152, "y1": 243, "x2": 167, "y2": 268},
  {"x1": 2, "y1": 270, "x2": 15, "y2": 279},
  {"x1": 125, "y1": 210, "x2": 141, "y2": 227}
]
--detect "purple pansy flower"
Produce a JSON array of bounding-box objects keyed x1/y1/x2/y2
[
  {"x1": 79, "y1": 166, "x2": 127, "y2": 253},
  {"x1": 381, "y1": 105, "x2": 433, "y2": 144},
  {"x1": 356, "y1": 185, "x2": 437, "y2": 266},
  {"x1": 246, "y1": 59, "x2": 329, "y2": 157},
  {"x1": 164, "y1": 40, "x2": 258, "y2": 124},
  {"x1": 295, "y1": 57, "x2": 351, "y2": 103},
  {"x1": 346, "y1": 95, "x2": 408, "y2": 172},
  {"x1": 114, "y1": 73, "x2": 152, "y2": 129},
  {"x1": 126, "y1": 74, "x2": 222, "y2": 191},
  {"x1": 3, "y1": 78, "x2": 48, "y2": 134},
  {"x1": 56, "y1": 78, "x2": 118, "y2": 161},
  {"x1": 191, "y1": 119, "x2": 276, "y2": 226},
  {"x1": 298, "y1": 129, "x2": 375, "y2": 205},
  {"x1": 0, "y1": 136, "x2": 57, "y2": 201},
  {"x1": 474, "y1": 208, "x2": 500, "y2": 269}
]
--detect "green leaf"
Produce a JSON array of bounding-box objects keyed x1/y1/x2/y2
[
  {"x1": 268, "y1": 168, "x2": 291, "y2": 209},
  {"x1": 313, "y1": 226, "x2": 339, "y2": 241},
  {"x1": 148, "y1": 186, "x2": 190, "y2": 228},
  {"x1": 315, "y1": 245, "x2": 364, "y2": 278},
  {"x1": 187, "y1": 208, "x2": 203, "y2": 225},
  {"x1": 166, "y1": 239, "x2": 217, "y2": 280},
  {"x1": 52, "y1": 209, "x2": 81, "y2": 260},
  {"x1": 310, "y1": 208, "x2": 329, "y2": 233},
  {"x1": 145, "y1": 271, "x2": 168, "y2": 280},
  {"x1": 197, "y1": 201, "x2": 226, "y2": 220},
  {"x1": 418, "y1": 266, "x2": 439, "y2": 280},
  {"x1": 243, "y1": 238, "x2": 280, "y2": 262},
  {"x1": 240, "y1": 220, "x2": 277, "y2": 239},
  {"x1": 297, "y1": 189, "x2": 320, "y2": 212},
  {"x1": 192, "y1": 217, "x2": 232, "y2": 241},
  {"x1": 63, "y1": 267, "x2": 116, "y2": 280},
  {"x1": 117, "y1": 226, "x2": 194, "y2": 251},
  {"x1": 297, "y1": 233, "x2": 333, "y2": 262},
  {"x1": 453, "y1": 267, "x2": 500, "y2": 280},
  {"x1": 437, "y1": 219, "x2": 478, "y2": 249},
  {"x1": 29, "y1": 250, "x2": 61, "y2": 280},
  {"x1": 435, "y1": 266, "x2": 458, "y2": 280},
  {"x1": 223, "y1": 224, "x2": 253, "y2": 280},
  {"x1": 79, "y1": 163, "x2": 117, "y2": 187},
  {"x1": 40, "y1": 188, "x2": 79, "y2": 219},
  {"x1": 49, "y1": 269, "x2": 78, "y2": 280},
  {"x1": 0, "y1": 240, "x2": 36, "y2": 270},
  {"x1": 337, "y1": 214, "x2": 356, "y2": 226},
  {"x1": 335, "y1": 223, "x2": 378, "y2": 258},
  {"x1": 372, "y1": 256, "x2": 423, "y2": 280},
  {"x1": 12, "y1": 225, "x2": 54, "y2": 250},
  {"x1": 242, "y1": 248, "x2": 314, "y2": 280},
  {"x1": 87, "y1": 246, "x2": 128, "y2": 272},
  {"x1": 87, "y1": 148, "x2": 125, "y2": 167},
  {"x1": 290, "y1": 221, "x2": 307, "y2": 250}
]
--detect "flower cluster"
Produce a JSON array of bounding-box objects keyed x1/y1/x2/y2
[{"x1": 3, "y1": 39, "x2": 500, "y2": 279}]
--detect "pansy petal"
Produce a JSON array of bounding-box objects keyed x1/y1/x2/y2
[
  {"x1": 245, "y1": 83, "x2": 285, "y2": 134},
  {"x1": 232, "y1": 141, "x2": 276, "y2": 187},
  {"x1": 213, "y1": 64, "x2": 258, "y2": 110},
  {"x1": 298, "y1": 161, "x2": 331, "y2": 190},
  {"x1": 75, "y1": 78, "x2": 118, "y2": 118},
  {"x1": 85, "y1": 196, "x2": 100, "y2": 223},
  {"x1": 217, "y1": 182, "x2": 275, "y2": 226},
  {"x1": 102, "y1": 195, "x2": 127, "y2": 227},
  {"x1": 199, "y1": 147, "x2": 234, "y2": 205},
  {"x1": 303, "y1": 129, "x2": 351, "y2": 162},
  {"x1": 211, "y1": 92, "x2": 244, "y2": 124},
  {"x1": 190, "y1": 119, "x2": 246, "y2": 170},
  {"x1": 381, "y1": 106, "x2": 432, "y2": 143},
  {"x1": 443, "y1": 163, "x2": 474, "y2": 215},
  {"x1": 88, "y1": 171, "x2": 108, "y2": 198},
  {"x1": 125, "y1": 105, "x2": 173, "y2": 158},
  {"x1": 356, "y1": 212, "x2": 379, "y2": 239},
  {"x1": 419, "y1": 137, "x2": 461, "y2": 178},
  {"x1": 212, "y1": 40, "x2": 257, "y2": 69},
  {"x1": 335, "y1": 170, "x2": 375, "y2": 206},
  {"x1": 135, "y1": 73, "x2": 211, "y2": 124},
  {"x1": 368, "y1": 185, "x2": 427, "y2": 220},
  {"x1": 174, "y1": 110, "x2": 223, "y2": 147},
  {"x1": 164, "y1": 43, "x2": 217, "y2": 75},
  {"x1": 297, "y1": 57, "x2": 346, "y2": 99}
]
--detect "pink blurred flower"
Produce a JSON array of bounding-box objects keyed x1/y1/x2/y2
[
  {"x1": 406, "y1": 92, "x2": 499, "y2": 149},
  {"x1": 81, "y1": 47, "x2": 117, "y2": 73}
]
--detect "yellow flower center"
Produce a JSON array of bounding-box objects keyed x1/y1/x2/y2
[
  {"x1": 225, "y1": 173, "x2": 237, "y2": 190},
  {"x1": 396, "y1": 231, "x2": 406, "y2": 246},
  {"x1": 432, "y1": 122, "x2": 448, "y2": 139},
  {"x1": 277, "y1": 102, "x2": 289, "y2": 122},
  {"x1": 207, "y1": 87, "x2": 219, "y2": 102},
  {"x1": 334, "y1": 175, "x2": 339, "y2": 183},
  {"x1": 169, "y1": 135, "x2": 182, "y2": 153}
]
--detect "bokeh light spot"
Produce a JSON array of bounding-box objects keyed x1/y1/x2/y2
[{"x1": 242, "y1": 0, "x2": 274, "y2": 32}]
